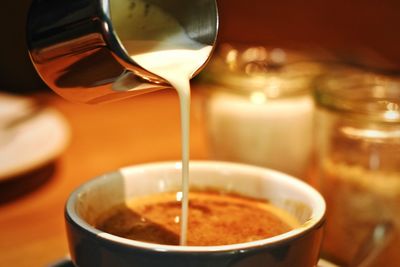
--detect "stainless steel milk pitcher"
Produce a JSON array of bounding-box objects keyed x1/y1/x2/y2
[{"x1": 27, "y1": 0, "x2": 218, "y2": 104}]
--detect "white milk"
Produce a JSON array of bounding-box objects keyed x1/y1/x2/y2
[
  {"x1": 111, "y1": 0, "x2": 212, "y2": 245},
  {"x1": 123, "y1": 33, "x2": 212, "y2": 246}
]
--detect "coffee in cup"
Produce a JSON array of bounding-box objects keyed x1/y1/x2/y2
[
  {"x1": 94, "y1": 189, "x2": 300, "y2": 246},
  {"x1": 65, "y1": 161, "x2": 325, "y2": 267}
]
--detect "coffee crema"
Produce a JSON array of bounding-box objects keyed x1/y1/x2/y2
[{"x1": 94, "y1": 190, "x2": 300, "y2": 246}]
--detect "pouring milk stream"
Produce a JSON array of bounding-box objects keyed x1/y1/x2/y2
[
  {"x1": 114, "y1": 0, "x2": 212, "y2": 245},
  {"x1": 127, "y1": 43, "x2": 212, "y2": 245}
]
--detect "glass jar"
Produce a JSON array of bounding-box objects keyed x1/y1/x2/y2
[
  {"x1": 198, "y1": 43, "x2": 325, "y2": 179},
  {"x1": 312, "y1": 67, "x2": 400, "y2": 266}
]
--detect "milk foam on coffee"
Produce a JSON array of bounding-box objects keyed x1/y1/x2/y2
[{"x1": 113, "y1": 0, "x2": 212, "y2": 245}]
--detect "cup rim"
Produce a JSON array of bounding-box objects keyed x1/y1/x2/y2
[{"x1": 66, "y1": 160, "x2": 325, "y2": 253}]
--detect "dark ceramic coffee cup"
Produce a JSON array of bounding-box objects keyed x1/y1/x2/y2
[{"x1": 65, "y1": 161, "x2": 325, "y2": 267}]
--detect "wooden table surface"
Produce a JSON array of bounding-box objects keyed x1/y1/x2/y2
[{"x1": 0, "y1": 88, "x2": 208, "y2": 267}]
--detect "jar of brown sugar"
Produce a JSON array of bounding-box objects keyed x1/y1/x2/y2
[{"x1": 312, "y1": 67, "x2": 400, "y2": 267}]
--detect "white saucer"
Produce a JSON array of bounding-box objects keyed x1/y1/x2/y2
[{"x1": 0, "y1": 93, "x2": 70, "y2": 181}]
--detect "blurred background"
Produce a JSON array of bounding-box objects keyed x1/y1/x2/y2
[
  {"x1": 1, "y1": 1, "x2": 400, "y2": 267},
  {"x1": 1, "y1": 0, "x2": 400, "y2": 91}
]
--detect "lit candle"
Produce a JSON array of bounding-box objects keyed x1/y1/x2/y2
[{"x1": 200, "y1": 44, "x2": 323, "y2": 179}]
